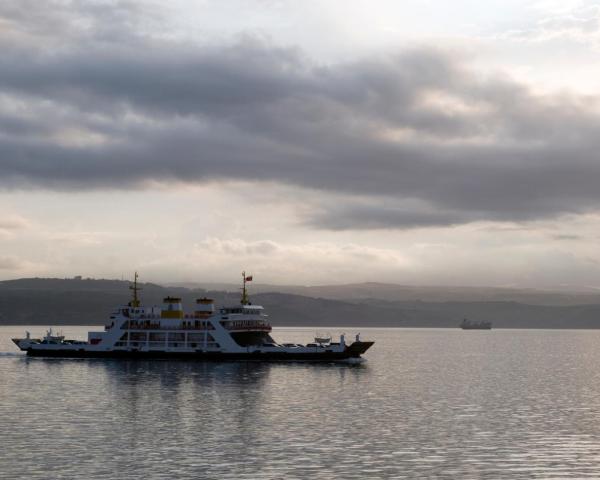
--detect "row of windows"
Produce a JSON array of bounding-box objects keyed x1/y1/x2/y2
[
  {"x1": 122, "y1": 320, "x2": 215, "y2": 330},
  {"x1": 118, "y1": 332, "x2": 216, "y2": 344},
  {"x1": 116, "y1": 341, "x2": 221, "y2": 349},
  {"x1": 222, "y1": 320, "x2": 270, "y2": 328},
  {"x1": 220, "y1": 308, "x2": 262, "y2": 315}
]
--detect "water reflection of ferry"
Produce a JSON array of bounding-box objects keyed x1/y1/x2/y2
[
  {"x1": 460, "y1": 318, "x2": 492, "y2": 330},
  {"x1": 13, "y1": 273, "x2": 374, "y2": 361}
]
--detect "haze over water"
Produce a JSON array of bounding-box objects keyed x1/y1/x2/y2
[{"x1": 2, "y1": 326, "x2": 600, "y2": 478}]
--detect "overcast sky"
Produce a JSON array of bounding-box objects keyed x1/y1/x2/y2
[{"x1": 2, "y1": 0, "x2": 600, "y2": 288}]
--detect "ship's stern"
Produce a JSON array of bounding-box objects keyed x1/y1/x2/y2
[
  {"x1": 12, "y1": 338, "x2": 29, "y2": 351},
  {"x1": 345, "y1": 340, "x2": 375, "y2": 358}
]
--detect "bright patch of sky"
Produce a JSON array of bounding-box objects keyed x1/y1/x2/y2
[{"x1": 162, "y1": 0, "x2": 600, "y2": 91}]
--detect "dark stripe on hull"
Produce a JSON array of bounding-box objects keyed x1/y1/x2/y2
[{"x1": 25, "y1": 341, "x2": 374, "y2": 362}]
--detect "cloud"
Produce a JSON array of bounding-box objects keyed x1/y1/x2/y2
[
  {"x1": 0, "y1": 214, "x2": 30, "y2": 231},
  {"x1": 179, "y1": 237, "x2": 412, "y2": 284},
  {"x1": 306, "y1": 201, "x2": 473, "y2": 230},
  {"x1": 0, "y1": 0, "x2": 158, "y2": 47},
  {"x1": 198, "y1": 238, "x2": 281, "y2": 256},
  {"x1": 552, "y1": 234, "x2": 582, "y2": 241},
  {"x1": 2, "y1": 1, "x2": 600, "y2": 230},
  {"x1": 500, "y1": 3, "x2": 600, "y2": 44},
  {"x1": 194, "y1": 237, "x2": 411, "y2": 267},
  {"x1": 0, "y1": 255, "x2": 23, "y2": 270}
]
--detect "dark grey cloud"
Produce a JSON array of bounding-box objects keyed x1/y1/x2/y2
[
  {"x1": 0, "y1": 0, "x2": 156, "y2": 46},
  {"x1": 2, "y1": 1, "x2": 600, "y2": 229},
  {"x1": 306, "y1": 202, "x2": 475, "y2": 230}
]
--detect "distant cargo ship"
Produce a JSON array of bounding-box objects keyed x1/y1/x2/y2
[
  {"x1": 460, "y1": 318, "x2": 492, "y2": 330},
  {"x1": 12, "y1": 272, "x2": 374, "y2": 361}
]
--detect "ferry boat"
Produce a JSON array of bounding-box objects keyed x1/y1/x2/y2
[
  {"x1": 12, "y1": 273, "x2": 374, "y2": 361},
  {"x1": 460, "y1": 318, "x2": 492, "y2": 330}
]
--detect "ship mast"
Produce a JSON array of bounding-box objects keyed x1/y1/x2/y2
[
  {"x1": 129, "y1": 271, "x2": 142, "y2": 307},
  {"x1": 241, "y1": 271, "x2": 250, "y2": 305}
]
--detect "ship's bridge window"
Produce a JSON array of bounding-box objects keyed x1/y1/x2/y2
[{"x1": 221, "y1": 308, "x2": 245, "y2": 314}]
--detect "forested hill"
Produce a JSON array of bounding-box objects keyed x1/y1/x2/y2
[{"x1": 2, "y1": 278, "x2": 600, "y2": 328}]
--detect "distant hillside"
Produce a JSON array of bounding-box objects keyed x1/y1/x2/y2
[
  {"x1": 0, "y1": 279, "x2": 409, "y2": 327},
  {"x1": 2, "y1": 277, "x2": 600, "y2": 328},
  {"x1": 168, "y1": 281, "x2": 600, "y2": 306}
]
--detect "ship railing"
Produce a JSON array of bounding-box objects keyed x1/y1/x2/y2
[
  {"x1": 123, "y1": 323, "x2": 161, "y2": 329},
  {"x1": 123, "y1": 324, "x2": 215, "y2": 331},
  {"x1": 118, "y1": 341, "x2": 221, "y2": 349},
  {"x1": 223, "y1": 324, "x2": 272, "y2": 331},
  {"x1": 125, "y1": 314, "x2": 212, "y2": 320}
]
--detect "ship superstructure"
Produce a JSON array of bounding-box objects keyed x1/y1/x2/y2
[
  {"x1": 12, "y1": 272, "x2": 373, "y2": 361},
  {"x1": 460, "y1": 318, "x2": 492, "y2": 330}
]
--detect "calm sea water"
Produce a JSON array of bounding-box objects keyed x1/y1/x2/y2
[{"x1": 2, "y1": 326, "x2": 600, "y2": 479}]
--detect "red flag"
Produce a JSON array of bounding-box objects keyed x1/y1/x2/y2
[{"x1": 245, "y1": 276, "x2": 253, "y2": 281}]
